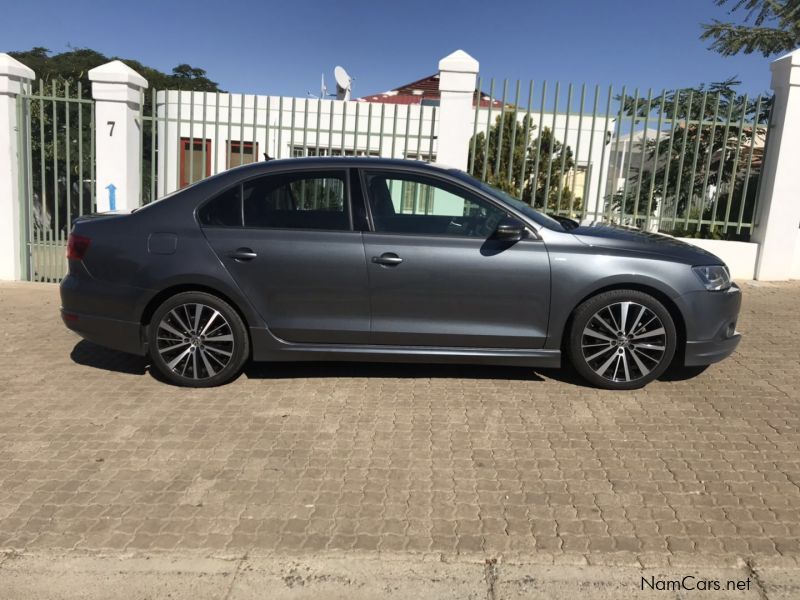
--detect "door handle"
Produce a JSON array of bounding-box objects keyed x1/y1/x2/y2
[
  {"x1": 372, "y1": 252, "x2": 403, "y2": 266},
  {"x1": 228, "y1": 247, "x2": 258, "y2": 262}
]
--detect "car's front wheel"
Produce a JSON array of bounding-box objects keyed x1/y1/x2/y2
[
  {"x1": 148, "y1": 291, "x2": 249, "y2": 387},
  {"x1": 568, "y1": 290, "x2": 677, "y2": 390}
]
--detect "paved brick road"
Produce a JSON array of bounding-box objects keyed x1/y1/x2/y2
[{"x1": 0, "y1": 281, "x2": 798, "y2": 567}]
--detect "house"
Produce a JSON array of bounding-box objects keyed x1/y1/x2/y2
[
  {"x1": 155, "y1": 76, "x2": 613, "y2": 219},
  {"x1": 359, "y1": 73, "x2": 502, "y2": 108}
]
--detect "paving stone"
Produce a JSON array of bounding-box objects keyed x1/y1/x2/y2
[{"x1": 0, "y1": 280, "x2": 798, "y2": 565}]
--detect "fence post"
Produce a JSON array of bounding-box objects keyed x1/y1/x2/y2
[
  {"x1": 88, "y1": 61, "x2": 148, "y2": 212},
  {"x1": 437, "y1": 50, "x2": 479, "y2": 171},
  {"x1": 0, "y1": 54, "x2": 35, "y2": 281},
  {"x1": 752, "y1": 48, "x2": 800, "y2": 280}
]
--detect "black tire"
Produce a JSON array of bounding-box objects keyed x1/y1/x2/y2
[
  {"x1": 148, "y1": 291, "x2": 249, "y2": 387},
  {"x1": 567, "y1": 289, "x2": 677, "y2": 390}
]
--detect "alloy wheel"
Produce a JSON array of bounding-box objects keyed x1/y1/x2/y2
[
  {"x1": 580, "y1": 301, "x2": 667, "y2": 384},
  {"x1": 155, "y1": 303, "x2": 235, "y2": 380}
]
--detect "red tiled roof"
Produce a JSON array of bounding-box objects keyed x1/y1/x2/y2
[{"x1": 359, "y1": 73, "x2": 501, "y2": 107}]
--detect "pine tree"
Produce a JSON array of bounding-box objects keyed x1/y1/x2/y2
[{"x1": 701, "y1": 0, "x2": 800, "y2": 56}]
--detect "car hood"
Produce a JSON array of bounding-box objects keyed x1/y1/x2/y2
[{"x1": 569, "y1": 222, "x2": 723, "y2": 265}]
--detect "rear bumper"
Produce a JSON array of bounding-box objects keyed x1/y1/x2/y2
[
  {"x1": 60, "y1": 271, "x2": 148, "y2": 356},
  {"x1": 61, "y1": 309, "x2": 145, "y2": 356},
  {"x1": 680, "y1": 283, "x2": 742, "y2": 367}
]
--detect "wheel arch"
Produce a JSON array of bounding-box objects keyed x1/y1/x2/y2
[
  {"x1": 139, "y1": 283, "x2": 255, "y2": 356},
  {"x1": 561, "y1": 282, "x2": 687, "y2": 363}
]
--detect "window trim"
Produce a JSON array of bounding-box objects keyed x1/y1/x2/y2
[{"x1": 358, "y1": 167, "x2": 520, "y2": 239}]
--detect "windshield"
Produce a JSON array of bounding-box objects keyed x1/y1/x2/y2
[{"x1": 451, "y1": 171, "x2": 566, "y2": 231}]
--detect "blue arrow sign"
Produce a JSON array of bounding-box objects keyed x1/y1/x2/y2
[{"x1": 105, "y1": 183, "x2": 117, "y2": 211}]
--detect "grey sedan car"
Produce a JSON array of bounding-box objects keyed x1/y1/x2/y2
[{"x1": 60, "y1": 157, "x2": 741, "y2": 390}]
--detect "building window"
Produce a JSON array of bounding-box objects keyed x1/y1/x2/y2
[
  {"x1": 565, "y1": 164, "x2": 589, "y2": 203},
  {"x1": 180, "y1": 138, "x2": 212, "y2": 188},
  {"x1": 292, "y1": 146, "x2": 379, "y2": 158},
  {"x1": 227, "y1": 140, "x2": 259, "y2": 168},
  {"x1": 404, "y1": 152, "x2": 437, "y2": 163}
]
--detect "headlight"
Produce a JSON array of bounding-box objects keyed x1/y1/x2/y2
[{"x1": 693, "y1": 265, "x2": 731, "y2": 291}]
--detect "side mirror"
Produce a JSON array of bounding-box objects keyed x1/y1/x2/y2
[{"x1": 493, "y1": 217, "x2": 526, "y2": 242}]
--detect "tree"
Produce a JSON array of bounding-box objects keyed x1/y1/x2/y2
[
  {"x1": 8, "y1": 47, "x2": 222, "y2": 95},
  {"x1": 701, "y1": 0, "x2": 800, "y2": 56},
  {"x1": 7, "y1": 47, "x2": 222, "y2": 239},
  {"x1": 614, "y1": 79, "x2": 769, "y2": 239},
  {"x1": 469, "y1": 112, "x2": 579, "y2": 215}
]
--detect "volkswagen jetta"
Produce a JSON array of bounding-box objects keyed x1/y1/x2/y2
[{"x1": 60, "y1": 157, "x2": 741, "y2": 390}]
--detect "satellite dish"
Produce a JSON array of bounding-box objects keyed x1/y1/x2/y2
[{"x1": 334, "y1": 66, "x2": 352, "y2": 101}]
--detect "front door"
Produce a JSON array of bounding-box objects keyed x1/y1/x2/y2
[
  {"x1": 360, "y1": 169, "x2": 551, "y2": 348},
  {"x1": 201, "y1": 169, "x2": 370, "y2": 344}
]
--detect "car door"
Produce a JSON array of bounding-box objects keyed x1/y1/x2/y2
[
  {"x1": 360, "y1": 168, "x2": 551, "y2": 349},
  {"x1": 200, "y1": 168, "x2": 371, "y2": 344}
]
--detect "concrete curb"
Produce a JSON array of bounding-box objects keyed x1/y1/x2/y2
[{"x1": 2, "y1": 550, "x2": 800, "y2": 599}]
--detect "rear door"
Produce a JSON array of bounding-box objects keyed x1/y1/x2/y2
[
  {"x1": 360, "y1": 168, "x2": 551, "y2": 348},
  {"x1": 201, "y1": 169, "x2": 370, "y2": 344}
]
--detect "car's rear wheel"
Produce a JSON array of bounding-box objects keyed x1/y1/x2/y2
[
  {"x1": 568, "y1": 290, "x2": 677, "y2": 390},
  {"x1": 148, "y1": 291, "x2": 249, "y2": 387}
]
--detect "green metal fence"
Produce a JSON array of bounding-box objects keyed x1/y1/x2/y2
[
  {"x1": 15, "y1": 76, "x2": 773, "y2": 285},
  {"x1": 468, "y1": 78, "x2": 771, "y2": 239},
  {"x1": 140, "y1": 91, "x2": 438, "y2": 204},
  {"x1": 17, "y1": 81, "x2": 96, "y2": 282}
]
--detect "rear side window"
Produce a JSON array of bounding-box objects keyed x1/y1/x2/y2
[
  {"x1": 243, "y1": 171, "x2": 349, "y2": 230},
  {"x1": 197, "y1": 185, "x2": 242, "y2": 227}
]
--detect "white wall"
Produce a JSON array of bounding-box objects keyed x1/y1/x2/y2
[
  {"x1": 793, "y1": 233, "x2": 800, "y2": 279},
  {"x1": 676, "y1": 238, "x2": 758, "y2": 280},
  {"x1": 156, "y1": 92, "x2": 439, "y2": 197},
  {"x1": 155, "y1": 91, "x2": 613, "y2": 205}
]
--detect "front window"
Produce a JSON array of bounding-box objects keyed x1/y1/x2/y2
[
  {"x1": 363, "y1": 171, "x2": 508, "y2": 238},
  {"x1": 454, "y1": 172, "x2": 566, "y2": 231}
]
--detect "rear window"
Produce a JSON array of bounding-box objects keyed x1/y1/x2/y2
[
  {"x1": 197, "y1": 185, "x2": 242, "y2": 227},
  {"x1": 242, "y1": 171, "x2": 349, "y2": 230}
]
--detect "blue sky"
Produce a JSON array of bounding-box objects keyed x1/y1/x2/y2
[{"x1": 2, "y1": 0, "x2": 776, "y2": 98}]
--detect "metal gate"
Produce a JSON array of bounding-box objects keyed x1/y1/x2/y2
[
  {"x1": 467, "y1": 78, "x2": 772, "y2": 239},
  {"x1": 138, "y1": 90, "x2": 439, "y2": 204},
  {"x1": 17, "y1": 80, "x2": 96, "y2": 282}
]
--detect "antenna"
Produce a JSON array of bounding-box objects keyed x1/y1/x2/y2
[
  {"x1": 334, "y1": 66, "x2": 352, "y2": 101},
  {"x1": 321, "y1": 73, "x2": 327, "y2": 99}
]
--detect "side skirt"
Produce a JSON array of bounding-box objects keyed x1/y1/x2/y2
[{"x1": 250, "y1": 328, "x2": 561, "y2": 368}]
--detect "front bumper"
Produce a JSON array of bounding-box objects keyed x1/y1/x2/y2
[
  {"x1": 680, "y1": 283, "x2": 742, "y2": 367},
  {"x1": 684, "y1": 334, "x2": 741, "y2": 366}
]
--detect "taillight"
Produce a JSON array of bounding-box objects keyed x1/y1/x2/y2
[{"x1": 67, "y1": 233, "x2": 91, "y2": 260}]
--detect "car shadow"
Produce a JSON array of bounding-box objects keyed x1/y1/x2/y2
[
  {"x1": 659, "y1": 364, "x2": 709, "y2": 382},
  {"x1": 70, "y1": 340, "x2": 552, "y2": 383},
  {"x1": 70, "y1": 340, "x2": 149, "y2": 375},
  {"x1": 69, "y1": 340, "x2": 706, "y2": 387},
  {"x1": 243, "y1": 361, "x2": 548, "y2": 382}
]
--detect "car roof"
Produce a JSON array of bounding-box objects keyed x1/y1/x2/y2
[{"x1": 225, "y1": 156, "x2": 463, "y2": 177}]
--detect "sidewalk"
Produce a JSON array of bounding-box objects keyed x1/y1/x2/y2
[{"x1": 2, "y1": 550, "x2": 800, "y2": 599}]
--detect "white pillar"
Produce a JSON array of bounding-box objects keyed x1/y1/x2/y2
[
  {"x1": 0, "y1": 54, "x2": 35, "y2": 280},
  {"x1": 88, "y1": 60, "x2": 148, "y2": 212},
  {"x1": 436, "y1": 50, "x2": 479, "y2": 171},
  {"x1": 752, "y1": 48, "x2": 800, "y2": 280}
]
